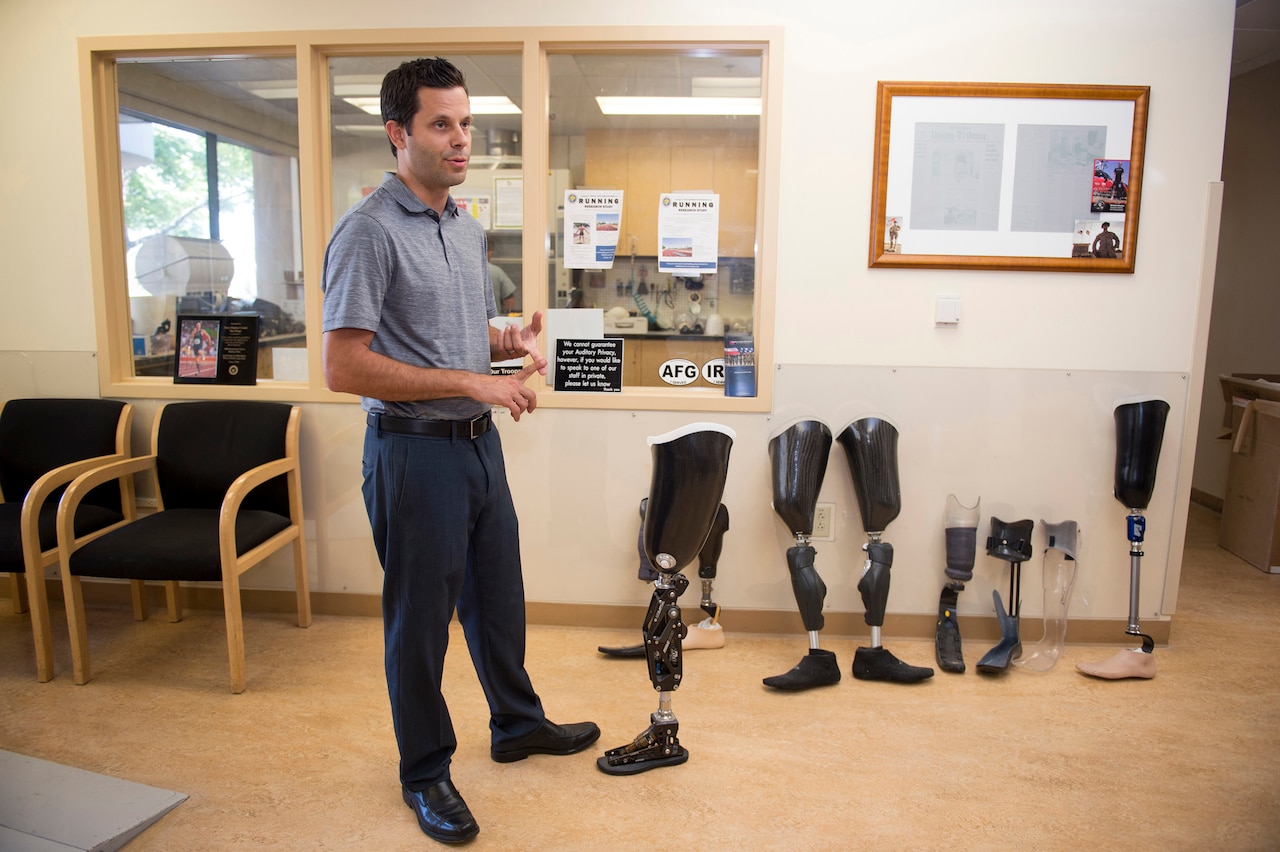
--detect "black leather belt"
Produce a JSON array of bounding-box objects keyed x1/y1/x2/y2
[{"x1": 367, "y1": 411, "x2": 491, "y2": 440}]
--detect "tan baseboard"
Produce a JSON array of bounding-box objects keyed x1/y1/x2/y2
[
  {"x1": 1190, "y1": 487, "x2": 1223, "y2": 513},
  {"x1": 8, "y1": 578, "x2": 1168, "y2": 646}
]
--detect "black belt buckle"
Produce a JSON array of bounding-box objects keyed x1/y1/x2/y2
[{"x1": 465, "y1": 412, "x2": 488, "y2": 439}]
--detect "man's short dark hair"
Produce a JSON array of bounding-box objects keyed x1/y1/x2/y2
[{"x1": 380, "y1": 57, "x2": 469, "y2": 158}]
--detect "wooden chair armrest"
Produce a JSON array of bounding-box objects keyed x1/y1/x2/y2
[
  {"x1": 219, "y1": 457, "x2": 299, "y2": 530},
  {"x1": 19, "y1": 453, "x2": 126, "y2": 533},
  {"x1": 57, "y1": 455, "x2": 158, "y2": 551}
]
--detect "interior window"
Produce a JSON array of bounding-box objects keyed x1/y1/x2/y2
[
  {"x1": 546, "y1": 50, "x2": 762, "y2": 391},
  {"x1": 116, "y1": 56, "x2": 306, "y2": 381},
  {"x1": 327, "y1": 53, "x2": 524, "y2": 312}
]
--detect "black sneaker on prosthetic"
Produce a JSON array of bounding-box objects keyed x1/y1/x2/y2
[
  {"x1": 852, "y1": 646, "x2": 934, "y2": 683},
  {"x1": 763, "y1": 648, "x2": 841, "y2": 690}
]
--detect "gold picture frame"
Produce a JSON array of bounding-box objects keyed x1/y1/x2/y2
[{"x1": 868, "y1": 81, "x2": 1150, "y2": 273}]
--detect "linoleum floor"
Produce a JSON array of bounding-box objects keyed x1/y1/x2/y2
[{"x1": 1, "y1": 503, "x2": 1278, "y2": 850}]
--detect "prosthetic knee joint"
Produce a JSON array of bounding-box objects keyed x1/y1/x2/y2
[
  {"x1": 763, "y1": 419, "x2": 841, "y2": 690},
  {"x1": 839, "y1": 417, "x2": 933, "y2": 683},
  {"x1": 599, "y1": 423, "x2": 734, "y2": 775}
]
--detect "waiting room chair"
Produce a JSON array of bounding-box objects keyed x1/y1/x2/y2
[
  {"x1": 0, "y1": 398, "x2": 133, "y2": 682},
  {"x1": 56, "y1": 400, "x2": 311, "y2": 693}
]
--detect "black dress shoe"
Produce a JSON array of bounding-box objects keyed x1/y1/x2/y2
[
  {"x1": 402, "y1": 780, "x2": 479, "y2": 844},
  {"x1": 491, "y1": 719, "x2": 601, "y2": 763}
]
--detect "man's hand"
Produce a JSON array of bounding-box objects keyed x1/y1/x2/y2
[
  {"x1": 492, "y1": 310, "x2": 548, "y2": 376},
  {"x1": 475, "y1": 364, "x2": 541, "y2": 421}
]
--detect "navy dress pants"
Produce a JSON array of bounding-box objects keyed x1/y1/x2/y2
[{"x1": 362, "y1": 423, "x2": 545, "y2": 790}]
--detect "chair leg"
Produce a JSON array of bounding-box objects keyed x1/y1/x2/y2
[
  {"x1": 63, "y1": 574, "x2": 92, "y2": 685},
  {"x1": 164, "y1": 581, "x2": 182, "y2": 623},
  {"x1": 130, "y1": 580, "x2": 149, "y2": 621},
  {"x1": 292, "y1": 536, "x2": 312, "y2": 628},
  {"x1": 25, "y1": 569, "x2": 54, "y2": 683},
  {"x1": 10, "y1": 572, "x2": 29, "y2": 614},
  {"x1": 222, "y1": 574, "x2": 247, "y2": 694}
]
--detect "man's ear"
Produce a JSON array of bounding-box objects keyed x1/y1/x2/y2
[{"x1": 385, "y1": 120, "x2": 407, "y2": 151}]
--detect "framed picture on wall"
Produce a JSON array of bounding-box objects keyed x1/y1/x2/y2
[{"x1": 868, "y1": 81, "x2": 1150, "y2": 273}]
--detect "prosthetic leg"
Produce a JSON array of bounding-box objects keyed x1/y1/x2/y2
[
  {"x1": 838, "y1": 417, "x2": 934, "y2": 683},
  {"x1": 762, "y1": 419, "x2": 842, "y2": 690},
  {"x1": 598, "y1": 499, "x2": 729, "y2": 657},
  {"x1": 687, "y1": 503, "x2": 730, "y2": 649},
  {"x1": 976, "y1": 517, "x2": 1033, "y2": 674},
  {"x1": 1078, "y1": 398, "x2": 1169, "y2": 680},
  {"x1": 1015, "y1": 520, "x2": 1079, "y2": 672},
  {"x1": 599, "y1": 423, "x2": 734, "y2": 775},
  {"x1": 936, "y1": 494, "x2": 980, "y2": 673}
]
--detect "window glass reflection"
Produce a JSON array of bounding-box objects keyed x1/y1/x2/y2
[
  {"x1": 117, "y1": 56, "x2": 306, "y2": 380},
  {"x1": 546, "y1": 51, "x2": 762, "y2": 390}
]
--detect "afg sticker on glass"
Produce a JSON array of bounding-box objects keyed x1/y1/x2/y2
[{"x1": 658, "y1": 358, "x2": 699, "y2": 386}]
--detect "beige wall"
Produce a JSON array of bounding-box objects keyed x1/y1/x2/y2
[
  {"x1": 1193, "y1": 60, "x2": 1280, "y2": 502},
  {"x1": 0, "y1": 0, "x2": 1238, "y2": 634}
]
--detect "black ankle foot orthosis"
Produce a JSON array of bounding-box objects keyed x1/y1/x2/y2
[{"x1": 976, "y1": 590, "x2": 1022, "y2": 673}]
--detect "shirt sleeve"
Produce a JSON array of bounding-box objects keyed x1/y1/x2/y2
[{"x1": 321, "y1": 211, "x2": 393, "y2": 334}]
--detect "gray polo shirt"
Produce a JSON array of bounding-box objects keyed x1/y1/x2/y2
[{"x1": 322, "y1": 172, "x2": 496, "y2": 420}]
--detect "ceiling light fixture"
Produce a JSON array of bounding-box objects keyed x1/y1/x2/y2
[{"x1": 595, "y1": 96, "x2": 761, "y2": 116}]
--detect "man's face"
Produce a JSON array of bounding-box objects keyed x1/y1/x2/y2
[{"x1": 393, "y1": 85, "x2": 472, "y2": 196}]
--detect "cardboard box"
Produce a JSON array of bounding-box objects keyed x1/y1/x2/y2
[
  {"x1": 1218, "y1": 374, "x2": 1280, "y2": 440},
  {"x1": 1220, "y1": 397, "x2": 1280, "y2": 573}
]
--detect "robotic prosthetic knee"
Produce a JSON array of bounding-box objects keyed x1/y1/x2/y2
[
  {"x1": 599, "y1": 423, "x2": 734, "y2": 775},
  {"x1": 839, "y1": 417, "x2": 933, "y2": 684},
  {"x1": 977, "y1": 517, "x2": 1034, "y2": 674},
  {"x1": 936, "y1": 494, "x2": 980, "y2": 673},
  {"x1": 1078, "y1": 397, "x2": 1169, "y2": 680},
  {"x1": 763, "y1": 419, "x2": 841, "y2": 691}
]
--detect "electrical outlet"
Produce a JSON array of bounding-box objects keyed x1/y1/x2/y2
[
  {"x1": 813, "y1": 503, "x2": 835, "y2": 540},
  {"x1": 136, "y1": 497, "x2": 158, "y2": 509}
]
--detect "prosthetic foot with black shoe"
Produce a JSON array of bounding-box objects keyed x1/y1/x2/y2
[
  {"x1": 936, "y1": 494, "x2": 980, "y2": 673},
  {"x1": 976, "y1": 517, "x2": 1033, "y2": 675},
  {"x1": 1078, "y1": 397, "x2": 1169, "y2": 681},
  {"x1": 1015, "y1": 520, "x2": 1079, "y2": 672},
  {"x1": 839, "y1": 417, "x2": 933, "y2": 684},
  {"x1": 599, "y1": 423, "x2": 734, "y2": 775},
  {"x1": 762, "y1": 419, "x2": 843, "y2": 691}
]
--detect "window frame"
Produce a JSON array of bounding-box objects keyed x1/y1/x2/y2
[{"x1": 80, "y1": 28, "x2": 781, "y2": 412}]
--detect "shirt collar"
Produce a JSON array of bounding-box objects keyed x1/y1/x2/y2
[{"x1": 381, "y1": 171, "x2": 459, "y2": 218}]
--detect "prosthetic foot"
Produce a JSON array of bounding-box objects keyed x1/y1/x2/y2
[
  {"x1": 976, "y1": 517, "x2": 1033, "y2": 675},
  {"x1": 764, "y1": 419, "x2": 840, "y2": 690},
  {"x1": 936, "y1": 494, "x2": 980, "y2": 673},
  {"x1": 839, "y1": 417, "x2": 933, "y2": 684},
  {"x1": 599, "y1": 423, "x2": 734, "y2": 775},
  {"x1": 1015, "y1": 520, "x2": 1079, "y2": 672},
  {"x1": 1078, "y1": 398, "x2": 1169, "y2": 680}
]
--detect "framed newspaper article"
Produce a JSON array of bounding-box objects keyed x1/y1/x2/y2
[{"x1": 868, "y1": 81, "x2": 1149, "y2": 273}]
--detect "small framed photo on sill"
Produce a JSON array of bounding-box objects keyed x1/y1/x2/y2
[{"x1": 173, "y1": 314, "x2": 259, "y2": 385}]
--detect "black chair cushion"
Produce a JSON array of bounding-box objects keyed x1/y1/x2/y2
[
  {"x1": 0, "y1": 501, "x2": 125, "y2": 573},
  {"x1": 68, "y1": 508, "x2": 291, "y2": 582}
]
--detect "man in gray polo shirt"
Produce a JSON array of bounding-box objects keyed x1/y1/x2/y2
[{"x1": 321, "y1": 57, "x2": 599, "y2": 845}]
